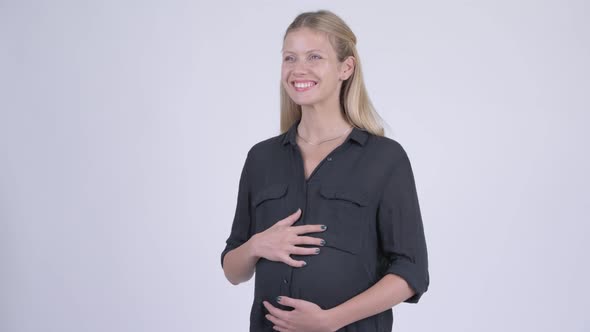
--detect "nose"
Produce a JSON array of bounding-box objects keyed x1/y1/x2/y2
[{"x1": 292, "y1": 59, "x2": 309, "y2": 75}]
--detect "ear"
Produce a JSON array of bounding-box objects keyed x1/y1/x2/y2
[{"x1": 340, "y1": 56, "x2": 356, "y2": 81}]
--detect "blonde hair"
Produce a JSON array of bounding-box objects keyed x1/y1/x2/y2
[{"x1": 280, "y1": 9, "x2": 385, "y2": 136}]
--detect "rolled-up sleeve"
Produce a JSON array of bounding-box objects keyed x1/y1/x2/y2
[
  {"x1": 220, "y1": 151, "x2": 253, "y2": 268},
  {"x1": 377, "y1": 147, "x2": 429, "y2": 303}
]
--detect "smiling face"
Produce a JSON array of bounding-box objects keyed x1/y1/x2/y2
[{"x1": 281, "y1": 27, "x2": 353, "y2": 108}]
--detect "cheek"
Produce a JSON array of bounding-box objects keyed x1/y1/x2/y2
[
  {"x1": 280, "y1": 69, "x2": 290, "y2": 84},
  {"x1": 321, "y1": 71, "x2": 339, "y2": 87},
  {"x1": 280, "y1": 76, "x2": 290, "y2": 90}
]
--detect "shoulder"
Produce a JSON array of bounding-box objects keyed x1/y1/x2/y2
[
  {"x1": 367, "y1": 134, "x2": 411, "y2": 165},
  {"x1": 243, "y1": 131, "x2": 288, "y2": 166}
]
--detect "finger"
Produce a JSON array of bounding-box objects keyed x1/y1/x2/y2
[
  {"x1": 292, "y1": 224, "x2": 327, "y2": 235},
  {"x1": 272, "y1": 324, "x2": 288, "y2": 332},
  {"x1": 282, "y1": 255, "x2": 307, "y2": 268},
  {"x1": 276, "y1": 295, "x2": 303, "y2": 309},
  {"x1": 264, "y1": 314, "x2": 289, "y2": 331},
  {"x1": 290, "y1": 246, "x2": 320, "y2": 256},
  {"x1": 277, "y1": 208, "x2": 302, "y2": 227},
  {"x1": 295, "y1": 235, "x2": 326, "y2": 247},
  {"x1": 263, "y1": 300, "x2": 290, "y2": 321}
]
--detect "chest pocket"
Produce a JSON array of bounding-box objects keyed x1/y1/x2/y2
[
  {"x1": 253, "y1": 183, "x2": 289, "y2": 233},
  {"x1": 317, "y1": 184, "x2": 369, "y2": 255}
]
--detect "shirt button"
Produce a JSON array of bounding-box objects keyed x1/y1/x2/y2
[
  {"x1": 283, "y1": 278, "x2": 289, "y2": 284},
  {"x1": 327, "y1": 157, "x2": 332, "y2": 161}
]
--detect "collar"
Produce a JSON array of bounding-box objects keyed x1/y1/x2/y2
[{"x1": 281, "y1": 119, "x2": 369, "y2": 147}]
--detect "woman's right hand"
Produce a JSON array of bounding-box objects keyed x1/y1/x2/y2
[{"x1": 252, "y1": 208, "x2": 326, "y2": 268}]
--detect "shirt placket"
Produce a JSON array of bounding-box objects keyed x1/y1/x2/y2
[{"x1": 279, "y1": 142, "x2": 340, "y2": 304}]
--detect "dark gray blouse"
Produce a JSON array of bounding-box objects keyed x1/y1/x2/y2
[{"x1": 221, "y1": 119, "x2": 429, "y2": 331}]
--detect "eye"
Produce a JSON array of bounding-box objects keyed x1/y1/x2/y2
[
  {"x1": 310, "y1": 54, "x2": 322, "y2": 60},
  {"x1": 283, "y1": 55, "x2": 295, "y2": 62}
]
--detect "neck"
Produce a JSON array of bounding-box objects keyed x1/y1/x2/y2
[{"x1": 298, "y1": 101, "x2": 351, "y2": 141}]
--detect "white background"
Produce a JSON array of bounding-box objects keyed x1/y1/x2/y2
[{"x1": 1, "y1": 0, "x2": 589, "y2": 331}]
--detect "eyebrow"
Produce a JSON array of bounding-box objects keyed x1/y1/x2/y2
[{"x1": 281, "y1": 49, "x2": 325, "y2": 54}]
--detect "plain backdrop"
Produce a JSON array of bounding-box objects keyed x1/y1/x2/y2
[{"x1": 1, "y1": 0, "x2": 589, "y2": 331}]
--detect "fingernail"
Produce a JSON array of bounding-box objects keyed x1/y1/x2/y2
[
  {"x1": 315, "y1": 248, "x2": 320, "y2": 254},
  {"x1": 320, "y1": 239, "x2": 326, "y2": 246},
  {"x1": 276, "y1": 296, "x2": 282, "y2": 302},
  {"x1": 302, "y1": 261, "x2": 307, "y2": 267},
  {"x1": 321, "y1": 225, "x2": 327, "y2": 230}
]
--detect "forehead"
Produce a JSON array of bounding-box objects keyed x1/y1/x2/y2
[{"x1": 282, "y1": 28, "x2": 333, "y2": 54}]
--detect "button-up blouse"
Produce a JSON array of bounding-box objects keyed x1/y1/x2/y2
[{"x1": 221, "y1": 119, "x2": 430, "y2": 331}]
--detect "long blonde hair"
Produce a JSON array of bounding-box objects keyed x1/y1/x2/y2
[{"x1": 280, "y1": 10, "x2": 385, "y2": 136}]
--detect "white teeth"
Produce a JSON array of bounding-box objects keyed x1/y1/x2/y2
[{"x1": 294, "y1": 82, "x2": 316, "y2": 88}]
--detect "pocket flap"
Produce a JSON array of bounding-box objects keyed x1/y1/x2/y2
[
  {"x1": 253, "y1": 183, "x2": 288, "y2": 206},
  {"x1": 322, "y1": 237, "x2": 358, "y2": 255},
  {"x1": 319, "y1": 185, "x2": 369, "y2": 207}
]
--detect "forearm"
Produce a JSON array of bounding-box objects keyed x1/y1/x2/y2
[
  {"x1": 327, "y1": 274, "x2": 415, "y2": 331},
  {"x1": 222, "y1": 235, "x2": 260, "y2": 285}
]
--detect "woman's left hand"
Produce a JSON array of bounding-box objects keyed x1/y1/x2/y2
[{"x1": 263, "y1": 296, "x2": 337, "y2": 332}]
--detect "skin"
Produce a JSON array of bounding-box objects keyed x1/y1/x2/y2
[{"x1": 223, "y1": 27, "x2": 415, "y2": 331}]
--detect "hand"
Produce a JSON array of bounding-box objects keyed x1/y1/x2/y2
[
  {"x1": 252, "y1": 208, "x2": 326, "y2": 268},
  {"x1": 263, "y1": 296, "x2": 336, "y2": 332}
]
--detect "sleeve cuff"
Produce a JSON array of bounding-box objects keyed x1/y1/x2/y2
[{"x1": 384, "y1": 256, "x2": 429, "y2": 303}]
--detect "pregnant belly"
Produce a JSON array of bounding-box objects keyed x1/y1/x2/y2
[{"x1": 290, "y1": 245, "x2": 373, "y2": 309}]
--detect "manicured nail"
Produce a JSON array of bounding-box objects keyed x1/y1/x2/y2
[
  {"x1": 276, "y1": 296, "x2": 282, "y2": 302},
  {"x1": 302, "y1": 261, "x2": 307, "y2": 267},
  {"x1": 320, "y1": 225, "x2": 327, "y2": 230},
  {"x1": 315, "y1": 248, "x2": 320, "y2": 254},
  {"x1": 320, "y1": 239, "x2": 326, "y2": 246}
]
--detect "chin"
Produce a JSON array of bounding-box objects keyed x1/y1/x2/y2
[
  {"x1": 293, "y1": 100, "x2": 318, "y2": 107},
  {"x1": 289, "y1": 96, "x2": 321, "y2": 107}
]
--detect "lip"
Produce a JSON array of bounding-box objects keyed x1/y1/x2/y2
[
  {"x1": 291, "y1": 80, "x2": 317, "y2": 84},
  {"x1": 291, "y1": 80, "x2": 318, "y2": 92}
]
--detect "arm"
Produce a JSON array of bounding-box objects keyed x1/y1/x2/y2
[
  {"x1": 262, "y1": 144, "x2": 429, "y2": 331},
  {"x1": 327, "y1": 274, "x2": 414, "y2": 330},
  {"x1": 221, "y1": 151, "x2": 320, "y2": 285},
  {"x1": 263, "y1": 274, "x2": 414, "y2": 331},
  {"x1": 326, "y1": 149, "x2": 429, "y2": 331},
  {"x1": 224, "y1": 208, "x2": 321, "y2": 285},
  {"x1": 221, "y1": 151, "x2": 257, "y2": 285},
  {"x1": 222, "y1": 235, "x2": 260, "y2": 285},
  {"x1": 330, "y1": 145, "x2": 429, "y2": 329}
]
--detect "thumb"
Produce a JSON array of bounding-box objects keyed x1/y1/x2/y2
[{"x1": 279, "y1": 208, "x2": 302, "y2": 226}]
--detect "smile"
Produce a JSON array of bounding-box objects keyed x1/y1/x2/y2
[{"x1": 292, "y1": 80, "x2": 317, "y2": 92}]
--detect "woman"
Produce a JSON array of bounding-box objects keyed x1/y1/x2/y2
[{"x1": 221, "y1": 9, "x2": 429, "y2": 332}]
